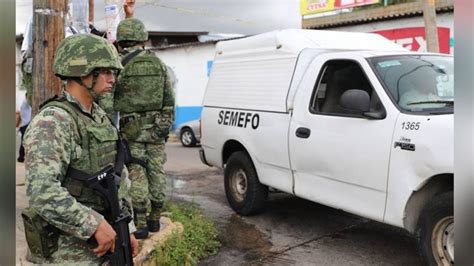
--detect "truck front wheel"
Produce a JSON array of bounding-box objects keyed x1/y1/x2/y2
[
  {"x1": 224, "y1": 151, "x2": 268, "y2": 215},
  {"x1": 417, "y1": 191, "x2": 454, "y2": 266}
]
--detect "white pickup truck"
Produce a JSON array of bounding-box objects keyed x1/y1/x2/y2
[{"x1": 199, "y1": 29, "x2": 453, "y2": 265}]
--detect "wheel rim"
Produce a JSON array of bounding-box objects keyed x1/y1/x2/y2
[
  {"x1": 432, "y1": 216, "x2": 454, "y2": 265},
  {"x1": 230, "y1": 169, "x2": 247, "y2": 202},
  {"x1": 181, "y1": 131, "x2": 193, "y2": 145}
]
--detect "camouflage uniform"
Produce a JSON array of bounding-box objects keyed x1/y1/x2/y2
[
  {"x1": 23, "y1": 34, "x2": 134, "y2": 264},
  {"x1": 115, "y1": 18, "x2": 175, "y2": 236},
  {"x1": 97, "y1": 91, "x2": 118, "y2": 125},
  {"x1": 118, "y1": 61, "x2": 174, "y2": 208}
]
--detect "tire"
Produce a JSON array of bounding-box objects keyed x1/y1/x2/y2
[
  {"x1": 417, "y1": 191, "x2": 454, "y2": 266},
  {"x1": 224, "y1": 151, "x2": 268, "y2": 215},
  {"x1": 180, "y1": 128, "x2": 196, "y2": 147}
]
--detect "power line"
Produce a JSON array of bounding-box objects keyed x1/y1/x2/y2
[
  {"x1": 136, "y1": 1, "x2": 257, "y2": 26},
  {"x1": 93, "y1": 1, "x2": 278, "y2": 30}
]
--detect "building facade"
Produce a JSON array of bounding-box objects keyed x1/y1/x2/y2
[{"x1": 302, "y1": 0, "x2": 454, "y2": 54}]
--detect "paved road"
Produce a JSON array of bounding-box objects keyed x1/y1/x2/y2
[{"x1": 16, "y1": 140, "x2": 423, "y2": 265}]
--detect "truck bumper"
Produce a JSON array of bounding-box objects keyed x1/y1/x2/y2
[{"x1": 199, "y1": 148, "x2": 212, "y2": 167}]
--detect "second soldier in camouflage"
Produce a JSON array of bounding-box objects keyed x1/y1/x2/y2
[{"x1": 114, "y1": 18, "x2": 175, "y2": 239}]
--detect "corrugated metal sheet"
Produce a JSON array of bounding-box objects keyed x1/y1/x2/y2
[{"x1": 302, "y1": 0, "x2": 453, "y2": 29}]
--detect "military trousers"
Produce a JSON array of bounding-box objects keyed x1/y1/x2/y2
[
  {"x1": 27, "y1": 234, "x2": 106, "y2": 265},
  {"x1": 128, "y1": 141, "x2": 167, "y2": 210}
]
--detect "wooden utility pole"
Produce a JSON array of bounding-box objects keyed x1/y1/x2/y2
[
  {"x1": 89, "y1": 0, "x2": 94, "y2": 22},
  {"x1": 32, "y1": 0, "x2": 67, "y2": 115},
  {"x1": 422, "y1": 0, "x2": 439, "y2": 53}
]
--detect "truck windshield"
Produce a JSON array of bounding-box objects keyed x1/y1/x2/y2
[{"x1": 369, "y1": 55, "x2": 453, "y2": 113}]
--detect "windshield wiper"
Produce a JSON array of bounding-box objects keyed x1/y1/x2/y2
[{"x1": 407, "y1": 100, "x2": 454, "y2": 106}]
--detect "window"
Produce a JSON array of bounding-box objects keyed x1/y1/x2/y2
[
  {"x1": 369, "y1": 55, "x2": 453, "y2": 113},
  {"x1": 310, "y1": 60, "x2": 384, "y2": 117}
]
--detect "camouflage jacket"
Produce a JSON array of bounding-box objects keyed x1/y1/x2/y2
[
  {"x1": 24, "y1": 91, "x2": 136, "y2": 242},
  {"x1": 97, "y1": 91, "x2": 117, "y2": 125}
]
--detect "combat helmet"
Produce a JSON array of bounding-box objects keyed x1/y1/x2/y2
[
  {"x1": 116, "y1": 18, "x2": 148, "y2": 43},
  {"x1": 53, "y1": 33, "x2": 122, "y2": 79}
]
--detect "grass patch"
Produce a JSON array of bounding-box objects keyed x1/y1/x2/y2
[{"x1": 154, "y1": 201, "x2": 220, "y2": 265}]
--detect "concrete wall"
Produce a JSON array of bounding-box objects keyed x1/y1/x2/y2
[{"x1": 154, "y1": 44, "x2": 217, "y2": 128}]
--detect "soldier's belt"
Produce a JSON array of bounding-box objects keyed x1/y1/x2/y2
[{"x1": 120, "y1": 114, "x2": 155, "y2": 128}]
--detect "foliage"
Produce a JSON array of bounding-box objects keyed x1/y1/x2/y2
[{"x1": 154, "y1": 201, "x2": 220, "y2": 265}]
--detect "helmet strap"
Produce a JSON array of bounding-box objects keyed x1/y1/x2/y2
[{"x1": 74, "y1": 73, "x2": 100, "y2": 100}]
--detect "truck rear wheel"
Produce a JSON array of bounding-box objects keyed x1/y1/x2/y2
[
  {"x1": 224, "y1": 151, "x2": 268, "y2": 215},
  {"x1": 417, "y1": 191, "x2": 453, "y2": 266}
]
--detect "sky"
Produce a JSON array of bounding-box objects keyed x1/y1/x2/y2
[{"x1": 16, "y1": 0, "x2": 302, "y2": 35}]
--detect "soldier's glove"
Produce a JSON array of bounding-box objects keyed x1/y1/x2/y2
[
  {"x1": 155, "y1": 109, "x2": 173, "y2": 139},
  {"x1": 155, "y1": 121, "x2": 171, "y2": 139}
]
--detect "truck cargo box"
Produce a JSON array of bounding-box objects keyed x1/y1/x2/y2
[{"x1": 203, "y1": 29, "x2": 406, "y2": 112}]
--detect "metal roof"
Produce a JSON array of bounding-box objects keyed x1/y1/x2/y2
[{"x1": 148, "y1": 31, "x2": 209, "y2": 37}]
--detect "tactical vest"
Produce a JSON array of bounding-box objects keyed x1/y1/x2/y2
[
  {"x1": 41, "y1": 99, "x2": 119, "y2": 212},
  {"x1": 114, "y1": 50, "x2": 167, "y2": 113}
]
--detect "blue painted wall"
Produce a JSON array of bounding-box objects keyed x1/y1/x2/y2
[
  {"x1": 174, "y1": 106, "x2": 203, "y2": 129},
  {"x1": 172, "y1": 60, "x2": 213, "y2": 129}
]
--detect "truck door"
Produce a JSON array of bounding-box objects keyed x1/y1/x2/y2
[{"x1": 289, "y1": 55, "x2": 399, "y2": 221}]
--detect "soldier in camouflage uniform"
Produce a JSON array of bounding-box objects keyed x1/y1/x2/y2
[
  {"x1": 114, "y1": 18, "x2": 175, "y2": 239},
  {"x1": 23, "y1": 34, "x2": 139, "y2": 264}
]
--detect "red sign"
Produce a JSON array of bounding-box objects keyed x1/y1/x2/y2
[{"x1": 372, "y1": 27, "x2": 451, "y2": 54}]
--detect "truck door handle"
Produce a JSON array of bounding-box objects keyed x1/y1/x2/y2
[{"x1": 295, "y1": 127, "x2": 311, "y2": 138}]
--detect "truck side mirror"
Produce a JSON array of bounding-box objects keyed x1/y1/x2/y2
[
  {"x1": 339, "y1": 89, "x2": 370, "y2": 113},
  {"x1": 339, "y1": 89, "x2": 386, "y2": 120}
]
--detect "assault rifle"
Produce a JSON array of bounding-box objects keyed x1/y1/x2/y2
[{"x1": 67, "y1": 164, "x2": 133, "y2": 265}]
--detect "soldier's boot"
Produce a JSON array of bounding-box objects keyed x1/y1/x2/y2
[
  {"x1": 133, "y1": 207, "x2": 149, "y2": 239},
  {"x1": 147, "y1": 201, "x2": 163, "y2": 232}
]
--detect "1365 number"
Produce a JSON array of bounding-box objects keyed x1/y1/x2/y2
[{"x1": 401, "y1": 122, "x2": 420, "y2": 130}]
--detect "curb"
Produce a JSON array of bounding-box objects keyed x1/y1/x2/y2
[{"x1": 133, "y1": 216, "x2": 184, "y2": 265}]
